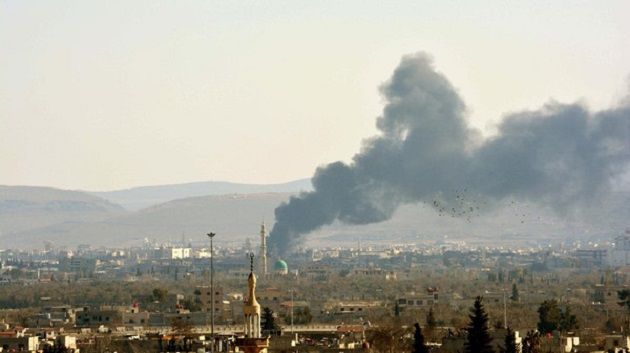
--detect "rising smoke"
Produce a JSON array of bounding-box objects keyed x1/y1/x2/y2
[{"x1": 269, "y1": 53, "x2": 630, "y2": 255}]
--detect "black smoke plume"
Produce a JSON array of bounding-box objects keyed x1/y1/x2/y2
[{"x1": 270, "y1": 53, "x2": 630, "y2": 255}]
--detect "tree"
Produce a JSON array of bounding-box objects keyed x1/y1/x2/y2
[
  {"x1": 522, "y1": 331, "x2": 540, "y2": 353},
  {"x1": 464, "y1": 296, "x2": 494, "y2": 353},
  {"x1": 618, "y1": 289, "x2": 630, "y2": 311},
  {"x1": 412, "y1": 323, "x2": 429, "y2": 353},
  {"x1": 367, "y1": 319, "x2": 411, "y2": 353},
  {"x1": 171, "y1": 317, "x2": 192, "y2": 334},
  {"x1": 537, "y1": 300, "x2": 561, "y2": 334},
  {"x1": 181, "y1": 298, "x2": 201, "y2": 312},
  {"x1": 425, "y1": 307, "x2": 437, "y2": 341},
  {"x1": 152, "y1": 288, "x2": 168, "y2": 302},
  {"x1": 559, "y1": 306, "x2": 578, "y2": 332},
  {"x1": 43, "y1": 339, "x2": 68, "y2": 353},
  {"x1": 426, "y1": 307, "x2": 437, "y2": 330},
  {"x1": 537, "y1": 300, "x2": 577, "y2": 334},
  {"x1": 510, "y1": 284, "x2": 519, "y2": 302},
  {"x1": 297, "y1": 307, "x2": 313, "y2": 324},
  {"x1": 286, "y1": 307, "x2": 313, "y2": 325},
  {"x1": 500, "y1": 327, "x2": 519, "y2": 353},
  {"x1": 261, "y1": 307, "x2": 279, "y2": 335}
]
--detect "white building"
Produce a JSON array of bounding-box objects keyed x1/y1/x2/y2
[{"x1": 154, "y1": 247, "x2": 192, "y2": 260}]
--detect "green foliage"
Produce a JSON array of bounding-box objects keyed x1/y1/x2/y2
[
  {"x1": 262, "y1": 307, "x2": 279, "y2": 335},
  {"x1": 296, "y1": 307, "x2": 312, "y2": 324},
  {"x1": 522, "y1": 331, "x2": 540, "y2": 353},
  {"x1": 171, "y1": 317, "x2": 192, "y2": 333},
  {"x1": 537, "y1": 300, "x2": 578, "y2": 334},
  {"x1": 465, "y1": 296, "x2": 494, "y2": 353},
  {"x1": 152, "y1": 288, "x2": 168, "y2": 302},
  {"x1": 181, "y1": 298, "x2": 201, "y2": 312},
  {"x1": 500, "y1": 327, "x2": 519, "y2": 353},
  {"x1": 412, "y1": 323, "x2": 428, "y2": 353},
  {"x1": 537, "y1": 300, "x2": 560, "y2": 334},
  {"x1": 284, "y1": 307, "x2": 313, "y2": 325},
  {"x1": 510, "y1": 284, "x2": 519, "y2": 302},
  {"x1": 559, "y1": 306, "x2": 578, "y2": 332},
  {"x1": 426, "y1": 307, "x2": 437, "y2": 331},
  {"x1": 487, "y1": 273, "x2": 497, "y2": 282},
  {"x1": 618, "y1": 289, "x2": 630, "y2": 311},
  {"x1": 367, "y1": 320, "x2": 411, "y2": 353},
  {"x1": 42, "y1": 339, "x2": 68, "y2": 353}
]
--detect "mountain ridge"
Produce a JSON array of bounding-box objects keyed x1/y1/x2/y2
[
  {"x1": 89, "y1": 178, "x2": 312, "y2": 210},
  {"x1": 1, "y1": 183, "x2": 627, "y2": 250}
]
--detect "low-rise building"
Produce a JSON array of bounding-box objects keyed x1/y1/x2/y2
[{"x1": 76, "y1": 306, "x2": 123, "y2": 327}]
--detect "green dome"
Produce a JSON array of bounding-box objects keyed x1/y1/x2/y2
[{"x1": 274, "y1": 259, "x2": 288, "y2": 271}]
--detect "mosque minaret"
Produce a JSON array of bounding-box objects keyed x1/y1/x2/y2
[
  {"x1": 235, "y1": 254, "x2": 269, "y2": 353},
  {"x1": 259, "y1": 222, "x2": 268, "y2": 276}
]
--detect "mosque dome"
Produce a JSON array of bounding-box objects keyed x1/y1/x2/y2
[{"x1": 274, "y1": 259, "x2": 288, "y2": 275}]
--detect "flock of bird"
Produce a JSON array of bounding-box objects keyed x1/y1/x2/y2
[{"x1": 429, "y1": 189, "x2": 541, "y2": 225}]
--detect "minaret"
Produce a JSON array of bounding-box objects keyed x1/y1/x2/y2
[
  {"x1": 236, "y1": 254, "x2": 269, "y2": 353},
  {"x1": 244, "y1": 254, "x2": 261, "y2": 338},
  {"x1": 260, "y1": 222, "x2": 268, "y2": 276}
]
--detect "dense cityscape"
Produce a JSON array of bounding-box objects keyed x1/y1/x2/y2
[{"x1": 1, "y1": 223, "x2": 630, "y2": 352}]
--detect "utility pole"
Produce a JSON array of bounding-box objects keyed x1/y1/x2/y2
[
  {"x1": 503, "y1": 288, "x2": 507, "y2": 329},
  {"x1": 290, "y1": 289, "x2": 294, "y2": 334},
  {"x1": 207, "y1": 232, "x2": 216, "y2": 353}
]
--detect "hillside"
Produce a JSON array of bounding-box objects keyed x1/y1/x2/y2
[
  {"x1": 2, "y1": 186, "x2": 628, "y2": 250},
  {"x1": 305, "y1": 191, "x2": 630, "y2": 248},
  {"x1": 0, "y1": 186, "x2": 126, "y2": 242},
  {"x1": 5, "y1": 193, "x2": 293, "y2": 248},
  {"x1": 90, "y1": 178, "x2": 312, "y2": 210}
]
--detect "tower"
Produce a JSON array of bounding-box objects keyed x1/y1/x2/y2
[
  {"x1": 236, "y1": 254, "x2": 269, "y2": 353},
  {"x1": 259, "y1": 222, "x2": 268, "y2": 276}
]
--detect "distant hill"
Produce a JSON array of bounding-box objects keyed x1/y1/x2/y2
[
  {"x1": 0, "y1": 186, "x2": 126, "y2": 243},
  {"x1": 5, "y1": 193, "x2": 293, "y2": 248},
  {"x1": 2, "y1": 183, "x2": 628, "y2": 250},
  {"x1": 305, "y1": 191, "x2": 630, "y2": 248},
  {"x1": 90, "y1": 178, "x2": 312, "y2": 210}
]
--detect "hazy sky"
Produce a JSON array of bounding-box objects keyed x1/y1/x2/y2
[{"x1": 2, "y1": 1, "x2": 629, "y2": 191}]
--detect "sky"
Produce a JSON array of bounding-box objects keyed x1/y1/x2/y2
[{"x1": 1, "y1": 1, "x2": 629, "y2": 191}]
